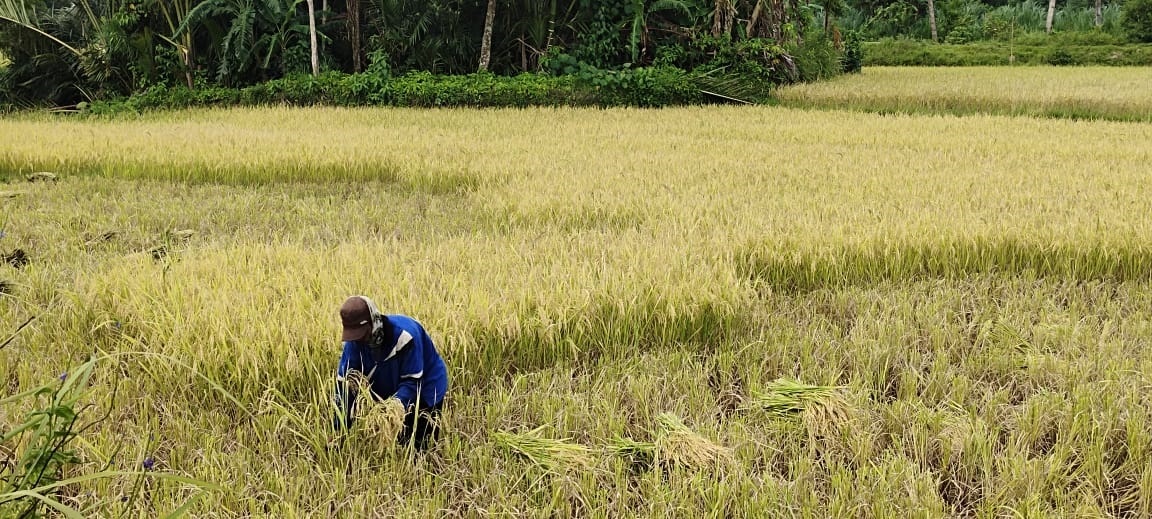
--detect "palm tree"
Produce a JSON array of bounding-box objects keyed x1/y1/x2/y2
[{"x1": 180, "y1": 0, "x2": 316, "y2": 83}]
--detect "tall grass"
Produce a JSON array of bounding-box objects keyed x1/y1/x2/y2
[{"x1": 1, "y1": 105, "x2": 1150, "y2": 515}]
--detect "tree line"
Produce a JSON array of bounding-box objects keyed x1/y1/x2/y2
[
  {"x1": 1, "y1": 0, "x2": 854, "y2": 106},
  {"x1": 2, "y1": 0, "x2": 1148, "y2": 107}
]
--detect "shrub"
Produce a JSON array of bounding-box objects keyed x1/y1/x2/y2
[
  {"x1": 89, "y1": 68, "x2": 706, "y2": 112},
  {"x1": 791, "y1": 33, "x2": 843, "y2": 82},
  {"x1": 862, "y1": 39, "x2": 1152, "y2": 66},
  {"x1": 575, "y1": 66, "x2": 703, "y2": 107},
  {"x1": 1046, "y1": 47, "x2": 1078, "y2": 65},
  {"x1": 841, "y1": 31, "x2": 865, "y2": 73}
]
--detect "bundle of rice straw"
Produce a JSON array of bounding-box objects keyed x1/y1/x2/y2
[
  {"x1": 493, "y1": 425, "x2": 595, "y2": 474},
  {"x1": 653, "y1": 413, "x2": 731, "y2": 470},
  {"x1": 609, "y1": 436, "x2": 656, "y2": 467},
  {"x1": 346, "y1": 370, "x2": 406, "y2": 449},
  {"x1": 751, "y1": 378, "x2": 854, "y2": 443},
  {"x1": 750, "y1": 378, "x2": 848, "y2": 416}
]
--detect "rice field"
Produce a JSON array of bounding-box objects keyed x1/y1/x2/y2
[
  {"x1": 774, "y1": 66, "x2": 1152, "y2": 122},
  {"x1": 1, "y1": 102, "x2": 1151, "y2": 516}
]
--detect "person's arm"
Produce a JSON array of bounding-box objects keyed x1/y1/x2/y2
[
  {"x1": 393, "y1": 333, "x2": 426, "y2": 410},
  {"x1": 333, "y1": 341, "x2": 359, "y2": 431}
]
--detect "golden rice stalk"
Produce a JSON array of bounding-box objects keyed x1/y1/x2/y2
[
  {"x1": 346, "y1": 370, "x2": 406, "y2": 449},
  {"x1": 654, "y1": 413, "x2": 731, "y2": 471},
  {"x1": 609, "y1": 436, "x2": 656, "y2": 467},
  {"x1": 493, "y1": 425, "x2": 596, "y2": 474},
  {"x1": 801, "y1": 390, "x2": 854, "y2": 444},
  {"x1": 750, "y1": 378, "x2": 846, "y2": 416},
  {"x1": 750, "y1": 379, "x2": 857, "y2": 450}
]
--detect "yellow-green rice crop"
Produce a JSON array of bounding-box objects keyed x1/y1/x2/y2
[
  {"x1": 775, "y1": 66, "x2": 1152, "y2": 121},
  {"x1": 1, "y1": 104, "x2": 1151, "y2": 516}
]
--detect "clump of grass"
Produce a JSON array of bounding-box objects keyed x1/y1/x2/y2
[
  {"x1": 493, "y1": 425, "x2": 596, "y2": 474},
  {"x1": 653, "y1": 413, "x2": 732, "y2": 471}
]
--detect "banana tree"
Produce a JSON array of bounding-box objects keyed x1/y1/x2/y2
[
  {"x1": 179, "y1": 0, "x2": 319, "y2": 83},
  {"x1": 627, "y1": 0, "x2": 692, "y2": 63}
]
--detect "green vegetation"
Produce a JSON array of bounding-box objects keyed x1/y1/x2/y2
[
  {"x1": 86, "y1": 69, "x2": 702, "y2": 112},
  {"x1": 0, "y1": 0, "x2": 846, "y2": 109},
  {"x1": 774, "y1": 66, "x2": 1152, "y2": 121},
  {"x1": 1125, "y1": 0, "x2": 1152, "y2": 41},
  {"x1": 845, "y1": 0, "x2": 1129, "y2": 43},
  {"x1": 862, "y1": 38, "x2": 1152, "y2": 65},
  {"x1": 2, "y1": 101, "x2": 1151, "y2": 515}
]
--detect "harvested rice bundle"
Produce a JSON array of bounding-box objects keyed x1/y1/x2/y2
[
  {"x1": 750, "y1": 378, "x2": 847, "y2": 416},
  {"x1": 751, "y1": 378, "x2": 855, "y2": 444},
  {"x1": 493, "y1": 425, "x2": 596, "y2": 474},
  {"x1": 653, "y1": 413, "x2": 731, "y2": 470},
  {"x1": 609, "y1": 436, "x2": 656, "y2": 467},
  {"x1": 346, "y1": 370, "x2": 407, "y2": 449}
]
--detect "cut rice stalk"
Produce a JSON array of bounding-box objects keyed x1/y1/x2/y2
[
  {"x1": 654, "y1": 413, "x2": 731, "y2": 471},
  {"x1": 750, "y1": 378, "x2": 846, "y2": 417},
  {"x1": 346, "y1": 370, "x2": 407, "y2": 449},
  {"x1": 493, "y1": 425, "x2": 596, "y2": 474},
  {"x1": 610, "y1": 436, "x2": 657, "y2": 468}
]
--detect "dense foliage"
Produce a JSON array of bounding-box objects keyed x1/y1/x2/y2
[
  {"x1": 862, "y1": 34, "x2": 1152, "y2": 64},
  {"x1": 843, "y1": 0, "x2": 1129, "y2": 42},
  {"x1": 1123, "y1": 0, "x2": 1152, "y2": 41},
  {"x1": 0, "y1": 0, "x2": 851, "y2": 108}
]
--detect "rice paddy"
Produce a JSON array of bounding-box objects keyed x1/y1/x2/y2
[
  {"x1": 1, "y1": 92, "x2": 1151, "y2": 516},
  {"x1": 774, "y1": 66, "x2": 1152, "y2": 122}
]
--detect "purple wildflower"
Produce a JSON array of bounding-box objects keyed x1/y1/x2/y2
[
  {"x1": 59, "y1": 372, "x2": 68, "y2": 381},
  {"x1": 142, "y1": 457, "x2": 155, "y2": 471}
]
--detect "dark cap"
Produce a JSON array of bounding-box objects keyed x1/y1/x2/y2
[{"x1": 340, "y1": 296, "x2": 373, "y2": 342}]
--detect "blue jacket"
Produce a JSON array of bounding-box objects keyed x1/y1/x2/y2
[{"x1": 333, "y1": 314, "x2": 448, "y2": 429}]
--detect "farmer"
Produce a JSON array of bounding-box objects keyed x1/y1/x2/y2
[{"x1": 333, "y1": 295, "x2": 448, "y2": 451}]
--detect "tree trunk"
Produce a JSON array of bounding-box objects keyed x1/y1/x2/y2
[
  {"x1": 928, "y1": 0, "x2": 938, "y2": 42},
  {"x1": 790, "y1": 0, "x2": 805, "y2": 45},
  {"x1": 1094, "y1": 0, "x2": 1102, "y2": 27},
  {"x1": 479, "y1": 0, "x2": 497, "y2": 71},
  {"x1": 183, "y1": 36, "x2": 194, "y2": 89},
  {"x1": 306, "y1": 0, "x2": 318, "y2": 76},
  {"x1": 747, "y1": 0, "x2": 763, "y2": 37},
  {"x1": 349, "y1": 0, "x2": 361, "y2": 72},
  {"x1": 713, "y1": 0, "x2": 735, "y2": 38},
  {"x1": 771, "y1": 0, "x2": 786, "y2": 43},
  {"x1": 1046, "y1": 0, "x2": 1056, "y2": 33}
]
